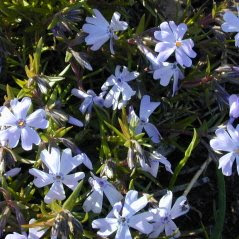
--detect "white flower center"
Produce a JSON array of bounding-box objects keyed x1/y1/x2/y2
[
  {"x1": 17, "y1": 119, "x2": 26, "y2": 128},
  {"x1": 53, "y1": 173, "x2": 64, "y2": 182}
]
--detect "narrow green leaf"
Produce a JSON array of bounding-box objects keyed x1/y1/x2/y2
[
  {"x1": 210, "y1": 169, "x2": 226, "y2": 239},
  {"x1": 6, "y1": 84, "x2": 15, "y2": 100},
  {"x1": 104, "y1": 120, "x2": 127, "y2": 141},
  {"x1": 33, "y1": 37, "x2": 43, "y2": 74},
  {"x1": 136, "y1": 14, "x2": 145, "y2": 34},
  {"x1": 63, "y1": 180, "x2": 84, "y2": 211},
  {"x1": 169, "y1": 129, "x2": 199, "y2": 189}
]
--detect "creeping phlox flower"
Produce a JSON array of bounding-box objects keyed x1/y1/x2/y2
[
  {"x1": 82, "y1": 9, "x2": 128, "y2": 54},
  {"x1": 141, "y1": 49, "x2": 184, "y2": 96},
  {"x1": 92, "y1": 190, "x2": 153, "y2": 238},
  {"x1": 0, "y1": 97, "x2": 48, "y2": 151},
  {"x1": 149, "y1": 191, "x2": 189, "y2": 239},
  {"x1": 154, "y1": 21, "x2": 197, "y2": 67},
  {"x1": 5, "y1": 219, "x2": 47, "y2": 239},
  {"x1": 210, "y1": 124, "x2": 239, "y2": 176},
  {"x1": 102, "y1": 65, "x2": 139, "y2": 110},
  {"x1": 129, "y1": 95, "x2": 161, "y2": 143},
  {"x1": 71, "y1": 88, "x2": 105, "y2": 114},
  {"x1": 153, "y1": 62, "x2": 184, "y2": 96},
  {"x1": 83, "y1": 173, "x2": 123, "y2": 213},
  {"x1": 221, "y1": 7, "x2": 239, "y2": 47},
  {"x1": 29, "y1": 147, "x2": 85, "y2": 203},
  {"x1": 229, "y1": 94, "x2": 239, "y2": 122},
  {"x1": 140, "y1": 151, "x2": 173, "y2": 177}
]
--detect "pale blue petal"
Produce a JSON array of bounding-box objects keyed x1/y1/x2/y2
[
  {"x1": 40, "y1": 148, "x2": 60, "y2": 175},
  {"x1": 26, "y1": 109, "x2": 48, "y2": 129},
  {"x1": 218, "y1": 152, "x2": 235, "y2": 176},
  {"x1": 115, "y1": 224, "x2": 132, "y2": 239},
  {"x1": 21, "y1": 126, "x2": 40, "y2": 151},
  {"x1": 44, "y1": 182, "x2": 65, "y2": 203},
  {"x1": 171, "y1": 196, "x2": 189, "y2": 219},
  {"x1": 83, "y1": 188, "x2": 103, "y2": 213}
]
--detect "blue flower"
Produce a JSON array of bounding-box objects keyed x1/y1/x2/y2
[
  {"x1": 129, "y1": 95, "x2": 161, "y2": 143},
  {"x1": 221, "y1": 7, "x2": 239, "y2": 47},
  {"x1": 102, "y1": 65, "x2": 139, "y2": 110},
  {"x1": 154, "y1": 21, "x2": 196, "y2": 67},
  {"x1": 0, "y1": 97, "x2": 48, "y2": 151},
  {"x1": 82, "y1": 9, "x2": 128, "y2": 54},
  {"x1": 210, "y1": 124, "x2": 239, "y2": 176}
]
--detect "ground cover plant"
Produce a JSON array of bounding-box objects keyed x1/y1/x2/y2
[{"x1": 0, "y1": 0, "x2": 239, "y2": 238}]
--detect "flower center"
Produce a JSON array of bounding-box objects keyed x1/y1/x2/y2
[
  {"x1": 17, "y1": 119, "x2": 26, "y2": 128},
  {"x1": 118, "y1": 216, "x2": 128, "y2": 225},
  {"x1": 175, "y1": 41, "x2": 182, "y2": 47},
  {"x1": 99, "y1": 180, "x2": 105, "y2": 187},
  {"x1": 161, "y1": 214, "x2": 171, "y2": 224},
  {"x1": 116, "y1": 78, "x2": 122, "y2": 84},
  {"x1": 141, "y1": 117, "x2": 149, "y2": 124},
  {"x1": 107, "y1": 26, "x2": 114, "y2": 37},
  {"x1": 54, "y1": 173, "x2": 64, "y2": 182}
]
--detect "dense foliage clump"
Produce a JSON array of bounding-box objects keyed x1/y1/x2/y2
[{"x1": 0, "y1": 0, "x2": 239, "y2": 238}]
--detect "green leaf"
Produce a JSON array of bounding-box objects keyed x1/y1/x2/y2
[
  {"x1": 210, "y1": 169, "x2": 226, "y2": 239},
  {"x1": 63, "y1": 180, "x2": 84, "y2": 211},
  {"x1": 169, "y1": 129, "x2": 199, "y2": 189},
  {"x1": 104, "y1": 120, "x2": 128, "y2": 141},
  {"x1": 33, "y1": 37, "x2": 43, "y2": 74},
  {"x1": 206, "y1": 55, "x2": 211, "y2": 75},
  {"x1": 136, "y1": 14, "x2": 145, "y2": 34},
  {"x1": 6, "y1": 84, "x2": 15, "y2": 100}
]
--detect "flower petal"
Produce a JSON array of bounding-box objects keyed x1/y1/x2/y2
[
  {"x1": 44, "y1": 182, "x2": 65, "y2": 203},
  {"x1": 40, "y1": 148, "x2": 60, "y2": 175},
  {"x1": 210, "y1": 128, "x2": 236, "y2": 152},
  {"x1": 28, "y1": 218, "x2": 47, "y2": 239},
  {"x1": 128, "y1": 212, "x2": 154, "y2": 234},
  {"x1": 26, "y1": 109, "x2": 48, "y2": 129},
  {"x1": 115, "y1": 224, "x2": 132, "y2": 239},
  {"x1": 165, "y1": 220, "x2": 180, "y2": 238},
  {"x1": 0, "y1": 106, "x2": 17, "y2": 126},
  {"x1": 103, "y1": 184, "x2": 123, "y2": 206},
  {"x1": 177, "y1": 23, "x2": 187, "y2": 40},
  {"x1": 218, "y1": 152, "x2": 235, "y2": 176},
  {"x1": 63, "y1": 172, "x2": 85, "y2": 190},
  {"x1": 10, "y1": 97, "x2": 31, "y2": 120},
  {"x1": 171, "y1": 196, "x2": 189, "y2": 219},
  {"x1": 149, "y1": 222, "x2": 165, "y2": 238},
  {"x1": 155, "y1": 42, "x2": 175, "y2": 62},
  {"x1": 123, "y1": 194, "x2": 148, "y2": 218},
  {"x1": 175, "y1": 47, "x2": 192, "y2": 67},
  {"x1": 221, "y1": 11, "x2": 239, "y2": 32},
  {"x1": 5, "y1": 232, "x2": 27, "y2": 239},
  {"x1": 83, "y1": 188, "x2": 104, "y2": 213},
  {"x1": 92, "y1": 218, "x2": 118, "y2": 237},
  {"x1": 159, "y1": 190, "x2": 173, "y2": 211},
  {"x1": 144, "y1": 123, "x2": 161, "y2": 143},
  {"x1": 110, "y1": 12, "x2": 128, "y2": 31},
  {"x1": 29, "y1": 168, "x2": 54, "y2": 188},
  {"x1": 0, "y1": 126, "x2": 20, "y2": 148},
  {"x1": 21, "y1": 126, "x2": 41, "y2": 151},
  {"x1": 60, "y1": 148, "x2": 83, "y2": 175},
  {"x1": 121, "y1": 82, "x2": 136, "y2": 101},
  {"x1": 140, "y1": 95, "x2": 160, "y2": 120}
]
